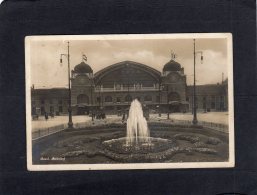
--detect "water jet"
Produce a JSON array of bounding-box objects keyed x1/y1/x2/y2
[{"x1": 102, "y1": 99, "x2": 177, "y2": 161}]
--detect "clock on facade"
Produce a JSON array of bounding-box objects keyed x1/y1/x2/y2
[{"x1": 170, "y1": 74, "x2": 177, "y2": 82}]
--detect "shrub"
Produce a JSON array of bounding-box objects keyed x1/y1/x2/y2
[
  {"x1": 174, "y1": 134, "x2": 200, "y2": 143},
  {"x1": 193, "y1": 148, "x2": 217, "y2": 155},
  {"x1": 206, "y1": 137, "x2": 221, "y2": 145},
  {"x1": 193, "y1": 142, "x2": 206, "y2": 148}
]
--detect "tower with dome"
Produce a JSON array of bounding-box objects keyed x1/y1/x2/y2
[
  {"x1": 71, "y1": 60, "x2": 94, "y2": 115},
  {"x1": 161, "y1": 57, "x2": 188, "y2": 113}
]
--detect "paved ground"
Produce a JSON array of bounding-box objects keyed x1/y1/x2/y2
[
  {"x1": 31, "y1": 112, "x2": 228, "y2": 131},
  {"x1": 151, "y1": 112, "x2": 229, "y2": 125}
]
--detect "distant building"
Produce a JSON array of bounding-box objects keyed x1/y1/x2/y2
[
  {"x1": 31, "y1": 59, "x2": 228, "y2": 116},
  {"x1": 187, "y1": 79, "x2": 228, "y2": 112},
  {"x1": 31, "y1": 88, "x2": 69, "y2": 116}
]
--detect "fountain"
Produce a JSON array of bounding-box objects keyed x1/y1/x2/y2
[
  {"x1": 126, "y1": 99, "x2": 150, "y2": 146},
  {"x1": 102, "y1": 99, "x2": 177, "y2": 162}
]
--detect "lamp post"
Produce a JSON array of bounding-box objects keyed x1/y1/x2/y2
[
  {"x1": 97, "y1": 84, "x2": 101, "y2": 109},
  {"x1": 158, "y1": 79, "x2": 161, "y2": 117},
  {"x1": 60, "y1": 41, "x2": 73, "y2": 129},
  {"x1": 166, "y1": 85, "x2": 170, "y2": 119},
  {"x1": 89, "y1": 74, "x2": 94, "y2": 122},
  {"x1": 192, "y1": 39, "x2": 203, "y2": 125}
]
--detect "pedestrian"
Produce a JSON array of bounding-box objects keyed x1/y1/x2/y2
[
  {"x1": 122, "y1": 112, "x2": 125, "y2": 123},
  {"x1": 44, "y1": 112, "x2": 48, "y2": 121}
]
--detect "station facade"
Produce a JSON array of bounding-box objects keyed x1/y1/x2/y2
[{"x1": 31, "y1": 59, "x2": 228, "y2": 116}]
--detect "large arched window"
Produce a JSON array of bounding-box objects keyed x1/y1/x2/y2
[
  {"x1": 77, "y1": 94, "x2": 89, "y2": 104},
  {"x1": 168, "y1": 92, "x2": 180, "y2": 102},
  {"x1": 144, "y1": 95, "x2": 152, "y2": 102},
  {"x1": 105, "y1": 96, "x2": 112, "y2": 102},
  {"x1": 125, "y1": 94, "x2": 132, "y2": 102}
]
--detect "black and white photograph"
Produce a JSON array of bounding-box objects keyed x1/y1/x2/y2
[{"x1": 26, "y1": 33, "x2": 234, "y2": 170}]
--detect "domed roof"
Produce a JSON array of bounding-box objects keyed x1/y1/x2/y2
[
  {"x1": 74, "y1": 62, "x2": 93, "y2": 73},
  {"x1": 163, "y1": 60, "x2": 181, "y2": 71}
]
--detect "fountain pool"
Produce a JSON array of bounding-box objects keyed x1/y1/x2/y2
[{"x1": 102, "y1": 99, "x2": 177, "y2": 161}]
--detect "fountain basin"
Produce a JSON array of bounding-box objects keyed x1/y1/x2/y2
[{"x1": 102, "y1": 137, "x2": 176, "y2": 154}]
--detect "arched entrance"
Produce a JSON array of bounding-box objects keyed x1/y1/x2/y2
[
  {"x1": 77, "y1": 94, "x2": 89, "y2": 104},
  {"x1": 168, "y1": 92, "x2": 180, "y2": 102},
  {"x1": 77, "y1": 94, "x2": 89, "y2": 115},
  {"x1": 168, "y1": 92, "x2": 181, "y2": 112}
]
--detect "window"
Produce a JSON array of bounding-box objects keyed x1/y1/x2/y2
[
  {"x1": 49, "y1": 99, "x2": 53, "y2": 104},
  {"x1": 32, "y1": 101, "x2": 36, "y2": 105},
  {"x1": 106, "y1": 106, "x2": 114, "y2": 110},
  {"x1": 105, "y1": 96, "x2": 112, "y2": 102},
  {"x1": 202, "y1": 96, "x2": 207, "y2": 109},
  {"x1": 211, "y1": 96, "x2": 215, "y2": 109},
  {"x1": 32, "y1": 107, "x2": 36, "y2": 115},
  {"x1": 156, "y1": 96, "x2": 160, "y2": 102},
  {"x1": 144, "y1": 95, "x2": 152, "y2": 102},
  {"x1": 116, "y1": 97, "x2": 121, "y2": 103},
  {"x1": 220, "y1": 96, "x2": 224, "y2": 102},
  {"x1": 211, "y1": 102, "x2": 215, "y2": 109},
  {"x1": 203, "y1": 102, "x2": 206, "y2": 109},
  {"x1": 125, "y1": 95, "x2": 132, "y2": 102},
  {"x1": 50, "y1": 106, "x2": 54, "y2": 113},
  {"x1": 41, "y1": 106, "x2": 45, "y2": 115},
  {"x1": 59, "y1": 106, "x2": 63, "y2": 113},
  {"x1": 168, "y1": 92, "x2": 180, "y2": 102},
  {"x1": 116, "y1": 84, "x2": 121, "y2": 90},
  {"x1": 220, "y1": 96, "x2": 224, "y2": 110},
  {"x1": 58, "y1": 100, "x2": 62, "y2": 105},
  {"x1": 135, "y1": 83, "x2": 140, "y2": 89},
  {"x1": 41, "y1": 100, "x2": 45, "y2": 104},
  {"x1": 77, "y1": 94, "x2": 89, "y2": 104},
  {"x1": 97, "y1": 97, "x2": 101, "y2": 103}
]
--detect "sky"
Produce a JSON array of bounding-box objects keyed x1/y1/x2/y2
[{"x1": 29, "y1": 36, "x2": 229, "y2": 88}]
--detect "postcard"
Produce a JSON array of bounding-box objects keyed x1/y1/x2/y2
[{"x1": 26, "y1": 33, "x2": 234, "y2": 170}]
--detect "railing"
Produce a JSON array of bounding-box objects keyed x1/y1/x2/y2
[
  {"x1": 94, "y1": 86, "x2": 159, "y2": 92},
  {"x1": 150, "y1": 115, "x2": 228, "y2": 133},
  {"x1": 32, "y1": 119, "x2": 116, "y2": 140},
  {"x1": 32, "y1": 117, "x2": 228, "y2": 140},
  {"x1": 32, "y1": 124, "x2": 68, "y2": 140},
  {"x1": 171, "y1": 119, "x2": 228, "y2": 133},
  {"x1": 73, "y1": 122, "x2": 89, "y2": 128},
  {"x1": 198, "y1": 121, "x2": 228, "y2": 133}
]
